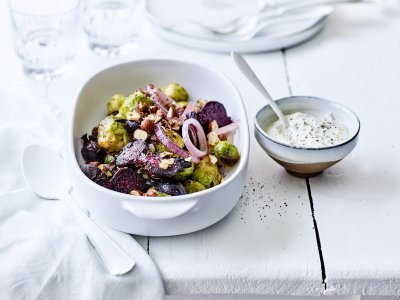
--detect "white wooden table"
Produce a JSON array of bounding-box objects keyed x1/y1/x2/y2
[{"x1": 2, "y1": 2, "x2": 400, "y2": 298}]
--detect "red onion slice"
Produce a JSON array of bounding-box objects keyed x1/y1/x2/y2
[
  {"x1": 147, "y1": 84, "x2": 177, "y2": 115},
  {"x1": 182, "y1": 118, "x2": 208, "y2": 158},
  {"x1": 179, "y1": 102, "x2": 196, "y2": 121},
  {"x1": 154, "y1": 124, "x2": 189, "y2": 158},
  {"x1": 188, "y1": 124, "x2": 198, "y2": 147},
  {"x1": 214, "y1": 121, "x2": 239, "y2": 136}
]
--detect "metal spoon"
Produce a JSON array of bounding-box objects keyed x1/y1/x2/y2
[
  {"x1": 22, "y1": 144, "x2": 135, "y2": 276},
  {"x1": 231, "y1": 51, "x2": 288, "y2": 127},
  {"x1": 201, "y1": 0, "x2": 363, "y2": 34},
  {"x1": 220, "y1": 6, "x2": 333, "y2": 41}
]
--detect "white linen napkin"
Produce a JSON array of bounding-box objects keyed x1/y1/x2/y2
[{"x1": 0, "y1": 85, "x2": 165, "y2": 300}]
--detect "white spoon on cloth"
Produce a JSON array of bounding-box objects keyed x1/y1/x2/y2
[
  {"x1": 231, "y1": 51, "x2": 288, "y2": 127},
  {"x1": 22, "y1": 144, "x2": 135, "y2": 276}
]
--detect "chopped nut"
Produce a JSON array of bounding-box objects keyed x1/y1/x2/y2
[
  {"x1": 141, "y1": 118, "x2": 156, "y2": 133},
  {"x1": 169, "y1": 118, "x2": 182, "y2": 131},
  {"x1": 137, "y1": 102, "x2": 150, "y2": 114},
  {"x1": 147, "y1": 114, "x2": 156, "y2": 121},
  {"x1": 133, "y1": 129, "x2": 148, "y2": 141},
  {"x1": 155, "y1": 110, "x2": 163, "y2": 123},
  {"x1": 98, "y1": 164, "x2": 112, "y2": 177},
  {"x1": 208, "y1": 120, "x2": 219, "y2": 132},
  {"x1": 184, "y1": 157, "x2": 193, "y2": 162},
  {"x1": 98, "y1": 164, "x2": 107, "y2": 172},
  {"x1": 209, "y1": 155, "x2": 218, "y2": 164},
  {"x1": 126, "y1": 110, "x2": 142, "y2": 122},
  {"x1": 167, "y1": 107, "x2": 175, "y2": 119},
  {"x1": 149, "y1": 105, "x2": 158, "y2": 113},
  {"x1": 130, "y1": 190, "x2": 144, "y2": 196},
  {"x1": 159, "y1": 160, "x2": 170, "y2": 169},
  {"x1": 164, "y1": 158, "x2": 175, "y2": 165},
  {"x1": 160, "y1": 151, "x2": 173, "y2": 157},
  {"x1": 148, "y1": 144, "x2": 156, "y2": 152},
  {"x1": 207, "y1": 131, "x2": 220, "y2": 146},
  {"x1": 146, "y1": 189, "x2": 158, "y2": 197},
  {"x1": 159, "y1": 158, "x2": 175, "y2": 169}
]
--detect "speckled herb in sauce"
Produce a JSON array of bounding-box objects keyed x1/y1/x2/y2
[{"x1": 265, "y1": 112, "x2": 348, "y2": 148}]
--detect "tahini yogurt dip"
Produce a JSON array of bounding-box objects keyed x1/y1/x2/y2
[{"x1": 265, "y1": 112, "x2": 349, "y2": 148}]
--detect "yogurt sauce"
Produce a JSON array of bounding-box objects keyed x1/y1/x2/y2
[{"x1": 265, "y1": 112, "x2": 349, "y2": 148}]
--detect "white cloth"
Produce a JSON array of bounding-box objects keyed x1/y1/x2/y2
[{"x1": 0, "y1": 85, "x2": 165, "y2": 300}]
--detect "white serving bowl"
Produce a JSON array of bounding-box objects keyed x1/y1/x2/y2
[
  {"x1": 255, "y1": 96, "x2": 360, "y2": 177},
  {"x1": 68, "y1": 59, "x2": 249, "y2": 236}
]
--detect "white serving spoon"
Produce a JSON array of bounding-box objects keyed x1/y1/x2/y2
[
  {"x1": 22, "y1": 144, "x2": 135, "y2": 276},
  {"x1": 231, "y1": 51, "x2": 288, "y2": 128}
]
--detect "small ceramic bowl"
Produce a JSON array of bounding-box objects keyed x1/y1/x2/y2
[{"x1": 254, "y1": 96, "x2": 360, "y2": 177}]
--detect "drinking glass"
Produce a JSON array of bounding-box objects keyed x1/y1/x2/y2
[
  {"x1": 81, "y1": 0, "x2": 142, "y2": 56},
  {"x1": 9, "y1": 0, "x2": 80, "y2": 80}
]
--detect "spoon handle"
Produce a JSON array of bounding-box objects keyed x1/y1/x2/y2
[
  {"x1": 231, "y1": 52, "x2": 288, "y2": 127},
  {"x1": 63, "y1": 193, "x2": 135, "y2": 275}
]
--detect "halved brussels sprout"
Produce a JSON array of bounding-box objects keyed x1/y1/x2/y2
[
  {"x1": 184, "y1": 180, "x2": 206, "y2": 194},
  {"x1": 162, "y1": 83, "x2": 189, "y2": 102},
  {"x1": 213, "y1": 141, "x2": 240, "y2": 166},
  {"x1": 97, "y1": 116, "x2": 131, "y2": 152},
  {"x1": 192, "y1": 156, "x2": 222, "y2": 188},
  {"x1": 107, "y1": 94, "x2": 125, "y2": 115},
  {"x1": 118, "y1": 90, "x2": 153, "y2": 119}
]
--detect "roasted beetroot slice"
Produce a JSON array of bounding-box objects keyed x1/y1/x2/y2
[
  {"x1": 144, "y1": 154, "x2": 184, "y2": 179},
  {"x1": 157, "y1": 182, "x2": 186, "y2": 196},
  {"x1": 197, "y1": 101, "x2": 232, "y2": 128},
  {"x1": 80, "y1": 164, "x2": 109, "y2": 186},
  {"x1": 110, "y1": 168, "x2": 147, "y2": 194},
  {"x1": 116, "y1": 140, "x2": 148, "y2": 167},
  {"x1": 81, "y1": 134, "x2": 105, "y2": 163}
]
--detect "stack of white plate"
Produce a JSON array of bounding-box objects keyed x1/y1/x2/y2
[{"x1": 145, "y1": 0, "x2": 333, "y2": 53}]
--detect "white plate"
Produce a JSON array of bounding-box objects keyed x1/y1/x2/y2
[{"x1": 146, "y1": 0, "x2": 327, "y2": 53}]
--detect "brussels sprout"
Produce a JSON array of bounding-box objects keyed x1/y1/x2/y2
[
  {"x1": 154, "y1": 142, "x2": 169, "y2": 153},
  {"x1": 118, "y1": 90, "x2": 153, "y2": 119},
  {"x1": 184, "y1": 180, "x2": 206, "y2": 194},
  {"x1": 107, "y1": 94, "x2": 125, "y2": 115},
  {"x1": 192, "y1": 156, "x2": 222, "y2": 188},
  {"x1": 174, "y1": 162, "x2": 194, "y2": 181},
  {"x1": 97, "y1": 116, "x2": 131, "y2": 152},
  {"x1": 213, "y1": 141, "x2": 240, "y2": 166},
  {"x1": 162, "y1": 83, "x2": 189, "y2": 102},
  {"x1": 167, "y1": 130, "x2": 184, "y2": 148},
  {"x1": 155, "y1": 129, "x2": 184, "y2": 151},
  {"x1": 104, "y1": 154, "x2": 116, "y2": 165}
]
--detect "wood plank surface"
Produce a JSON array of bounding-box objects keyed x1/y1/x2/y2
[{"x1": 284, "y1": 3, "x2": 400, "y2": 295}]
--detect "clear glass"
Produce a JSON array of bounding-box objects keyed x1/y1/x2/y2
[
  {"x1": 81, "y1": 0, "x2": 142, "y2": 56},
  {"x1": 9, "y1": 0, "x2": 80, "y2": 81}
]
